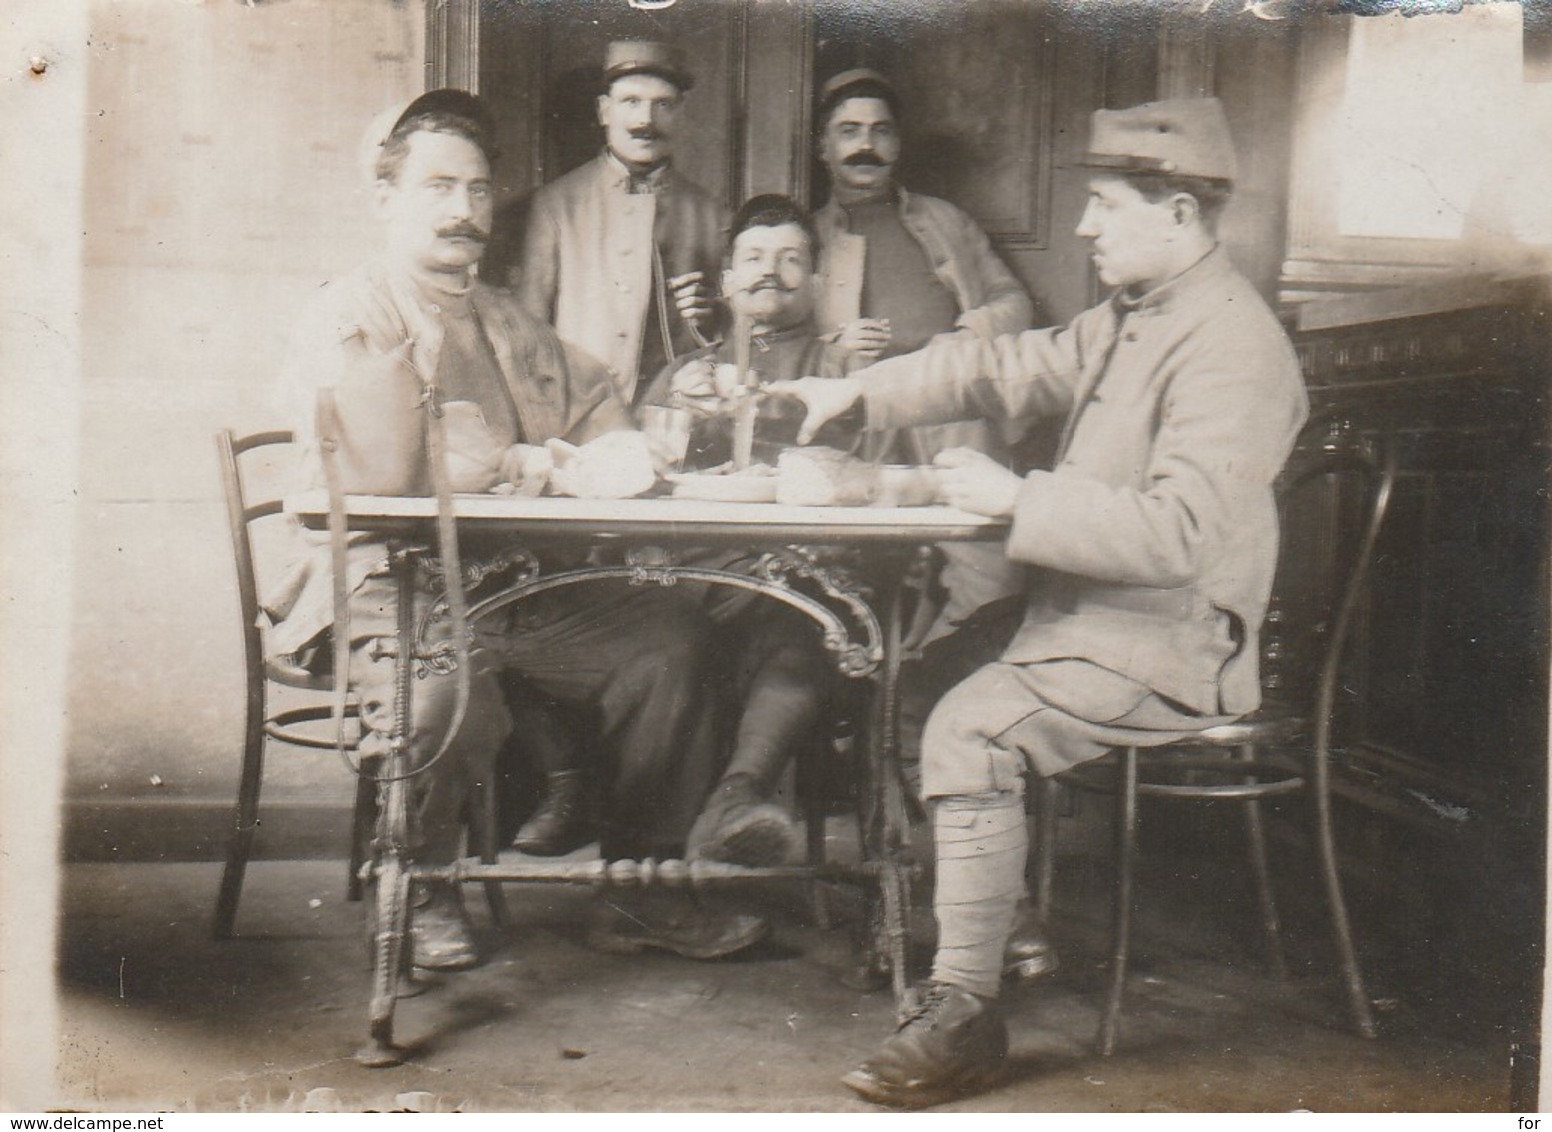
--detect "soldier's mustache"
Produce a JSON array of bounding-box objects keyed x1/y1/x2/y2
[
  {"x1": 750, "y1": 276, "x2": 792, "y2": 293},
  {"x1": 844, "y1": 152, "x2": 886, "y2": 167},
  {"x1": 437, "y1": 223, "x2": 489, "y2": 242},
  {"x1": 628, "y1": 126, "x2": 663, "y2": 141}
]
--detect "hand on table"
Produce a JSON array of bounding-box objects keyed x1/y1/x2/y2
[
  {"x1": 497, "y1": 443, "x2": 554, "y2": 497},
  {"x1": 932, "y1": 447, "x2": 1022, "y2": 518}
]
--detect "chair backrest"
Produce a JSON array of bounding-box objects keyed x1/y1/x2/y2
[
  {"x1": 1263, "y1": 420, "x2": 1397, "y2": 747},
  {"x1": 216, "y1": 429, "x2": 296, "y2": 691}
]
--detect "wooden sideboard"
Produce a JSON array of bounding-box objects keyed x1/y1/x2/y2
[
  {"x1": 1292, "y1": 275, "x2": 1550, "y2": 841},
  {"x1": 1289, "y1": 276, "x2": 1547, "y2": 1076}
]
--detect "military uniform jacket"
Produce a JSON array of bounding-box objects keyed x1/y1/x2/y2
[
  {"x1": 515, "y1": 153, "x2": 728, "y2": 403},
  {"x1": 860, "y1": 246, "x2": 1309, "y2": 717},
  {"x1": 812, "y1": 187, "x2": 1034, "y2": 466},
  {"x1": 813, "y1": 187, "x2": 1033, "y2": 343},
  {"x1": 263, "y1": 258, "x2": 631, "y2": 658}
]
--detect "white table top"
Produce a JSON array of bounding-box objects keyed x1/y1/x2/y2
[{"x1": 284, "y1": 489, "x2": 1009, "y2": 545}]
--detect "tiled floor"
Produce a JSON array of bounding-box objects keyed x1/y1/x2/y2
[{"x1": 52, "y1": 816, "x2": 1526, "y2": 1114}]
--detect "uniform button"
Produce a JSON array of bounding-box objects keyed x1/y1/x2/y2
[
  {"x1": 1123, "y1": 331, "x2": 1137, "y2": 342},
  {"x1": 617, "y1": 331, "x2": 628, "y2": 339},
  {"x1": 621, "y1": 247, "x2": 633, "y2": 256}
]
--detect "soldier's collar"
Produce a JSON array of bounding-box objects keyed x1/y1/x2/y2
[
  {"x1": 715, "y1": 319, "x2": 812, "y2": 357},
  {"x1": 1113, "y1": 244, "x2": 1226, "y2": 314},
  {"x1": 604, "y1": 149, "x2": 672, "y2": 194}
]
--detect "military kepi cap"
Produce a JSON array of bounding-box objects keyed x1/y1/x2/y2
[
  {"x1": 390, "y1": 88, "x2": 495, "y2": 139},
  {"x1": 817, "y1": 67, "x2": 898, "y2": 109},
  {"x1": 360, "y1": 88, "x2": 496, "y2": 185},
  {"x1": 815, "y1": 67, "x2": 901, "y2": 121},
  {"x1": 603, "y1": 40, "x2": 695, "y2": 92},
  {"x1": 1082, "y1": 97, "x2": 1238, "y2": 183}
]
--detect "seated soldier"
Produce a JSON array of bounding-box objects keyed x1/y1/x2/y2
[
  {"x1": 266, "y1": 90, "x2": 766, "y2": 967},
  {"x1": 774, "y1": 97, "x2": 1309, "y2": 1107},
  {"x1": 642, "y1": 194, "x2": 867, "y2": 866}
]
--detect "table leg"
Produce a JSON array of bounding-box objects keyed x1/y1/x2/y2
[
  {"x1": 357, "y1": 548, "x2": 419, "y2": 1068},
  {"x1": 360, "y1": 821, "x2": 410, "y2": 1067},
  {"x1": 858, "y1": 551, "x2": 918, "y2": 1020}
]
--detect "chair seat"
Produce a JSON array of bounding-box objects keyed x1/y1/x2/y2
[
  {"x1": 1178, "y1": 704, "x2": 1307, "y2": 748},
  {"x1": 1058, "y1": 701, "x2": 1310, "y2": 800}
]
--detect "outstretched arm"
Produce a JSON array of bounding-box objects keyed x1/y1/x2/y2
[{"x1": 770, "y1": 314, "x2": 1092, "y2": 445}]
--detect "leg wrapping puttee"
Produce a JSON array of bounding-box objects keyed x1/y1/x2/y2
[{"x1": 929, "y1": 790, "x2": 1029, "y2": 999}]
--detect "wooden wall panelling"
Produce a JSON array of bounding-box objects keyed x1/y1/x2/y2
[
  {"x1": 478, "y1": 2, "x2": 544, "y2": 208},
  {"x1": 1293, "y1": 281, "x2": 1552, "y2": 828},
  {"x1": 810, "y1": 3, "x2": 1055, "y2": 250},
  {"x1": 741, "y1": 2, "x2": 812, "y2": 204},
  {"x1": 428, "y1": 0, "x2": 480, "y2": 91},
  {"x1": 1207, "y1": 14, "x2": 1298, "y2": 302}
]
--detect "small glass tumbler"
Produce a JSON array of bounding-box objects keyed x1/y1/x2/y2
[{"x1": 640, "y1": 404, "x2": 694, "y2": 474}]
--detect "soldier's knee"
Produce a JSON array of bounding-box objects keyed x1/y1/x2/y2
[
  {"x1": 403, "y1": 665, "x2": 509, "y2": 764},
  {"x1": 631, "y1": 596, "x2": 711, "y2": 682}
]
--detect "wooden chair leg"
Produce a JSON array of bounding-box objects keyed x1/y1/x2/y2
[
  {"x1": 213, "y1": 711, "x2": 267, "y2": 939},
  {"x1": 1312, "y1": 751, "x2": 1377, "y2": 1038},
  {"x1": 1237, "y1": 743, "x2": 1287, "y2": 979},
  {"x1": 1098, "y1": 746, "x2": 1139, "y2": 1056},
  {"x1": 477, "y1": 772, "x2": 508, "y2": 930},
  {"x1": 1032, "y1": 775, "x2": 1058, "y2": 926}
]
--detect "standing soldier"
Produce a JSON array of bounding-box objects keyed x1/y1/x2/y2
[
  {"x1": 812, "y1": 67, "x2": 1034, "y2": 644},
  {"x1": 509, "y1": 40, "x2": 727, "y2": 408}
]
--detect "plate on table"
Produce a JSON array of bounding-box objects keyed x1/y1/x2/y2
[{"x1": 665, "y1": 469, "x2": 780, "y2": 504}]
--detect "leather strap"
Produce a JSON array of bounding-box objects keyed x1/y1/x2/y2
[
  {"x1": 315, "y1": 387, "x2": 357, "y2": 773},
  {"x1": 652, "y1": 238, "x2": 679, "y2": 370},
  {"x1": 418, "y1": 370, "x2": 471, "y2": 778},
  {"x1": 313, "y1": 340, "x2": 473, "y2": 782}
]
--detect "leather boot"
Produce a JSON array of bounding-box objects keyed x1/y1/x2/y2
[
  {"x1": 1003, "y1": 901, "x2": 1060, "y2": 982},
  {"x1": 512, "y1": 769, "x2": 592, "y2": 856},
  {"x1": 410, "y1": 883, "x2": 479, "y2": 971},
  {"x1": 841, "y1": 981, "x2": 1008, "y2": 1108},
  {"x1": 686, "y1": 774, "x2": 800, "y2": 868}
]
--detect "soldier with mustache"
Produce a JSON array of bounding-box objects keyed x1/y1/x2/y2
[
  {"x1": 635, "y1": 194, "x2": 867, "y2": 867},
  {"x1": 480, "y1": 41, "x2": 730, "y2": 856},
  {"x1": 502, "y1": 41, "x2": 727, "y2": 413},
  {"x1": 813, "y1": 68, "x2": 1052, "y2": 979},
  {"x1": 812, "y1": 69, "x2": 1032, "y2": 641},
  {"x1": 493, "y1": 196, "x2": 864, "y2": 869},
  {"x1": 775, "y1": 98, "x2": 1308, "y2": 1106},
  {"x1": 267, "y1": 92, "x2": 768, "y2": 969}
]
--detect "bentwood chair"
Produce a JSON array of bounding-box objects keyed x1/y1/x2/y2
[
  {"x1": 212, "y1": 428, "x2": 505, "y2": 939},
  {"x1": 1050, "y1": 422, "x2": 1395, "y2": 1054},
  {"x1": 211, "y1": 429, "x2": 374, "y2": 939}
]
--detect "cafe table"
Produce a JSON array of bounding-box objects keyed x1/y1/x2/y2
[{"x1": 284, "y1": 488, "x2": 1010, "y2": 1066}]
